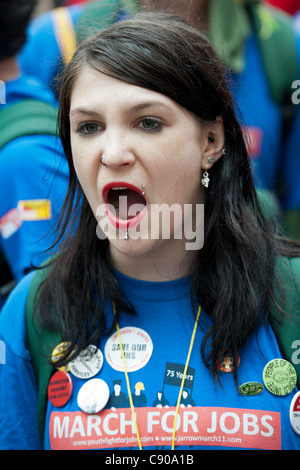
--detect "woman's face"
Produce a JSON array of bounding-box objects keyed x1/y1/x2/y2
[{"x1": 69, "y1": 67, "x2": 221, "y2": 278}]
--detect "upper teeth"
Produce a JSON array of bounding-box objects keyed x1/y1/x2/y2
[{"x1": 111, "y1": 187, "x2": 127, "y2": 190}]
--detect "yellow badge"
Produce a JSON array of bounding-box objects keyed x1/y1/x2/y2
[
  {"x1": 18, "y1": 199, "x2": 52, "y2": 221},
  {"x1": 52, "y1": 342, "x2": 72, "y2": 372}
]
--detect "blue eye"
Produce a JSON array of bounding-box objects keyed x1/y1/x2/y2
[
  {"x1": 77, "y1": 122, "x2": 100, "y2": 134},
  {"x1": 138, "y1": 118, "x2": 161, "y2": 132}
]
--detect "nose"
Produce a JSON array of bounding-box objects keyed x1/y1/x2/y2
[{"x1": 101, "y1": 129, "x2": 135, "y2": 168}]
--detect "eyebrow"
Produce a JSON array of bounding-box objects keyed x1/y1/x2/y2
[
  {"x1": 69, "y1": 108, "x2": 102, "y2": 118},
  {"x1": 125, "y1": 101, "x2": 174, "y2": 115},
  {"x1": 69, "y1": 101, "x2": 174, "y2": 118}
]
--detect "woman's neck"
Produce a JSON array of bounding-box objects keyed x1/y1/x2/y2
[{"x1": 109, "y1": 239, "x2": 193, "y2": 282}]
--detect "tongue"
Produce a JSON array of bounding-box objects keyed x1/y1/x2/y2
[{"x1": 117, "y1": 189, "x2": 146, "y2": 220}]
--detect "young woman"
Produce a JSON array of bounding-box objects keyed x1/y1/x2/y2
[{"x1": 1, "y1": 12, "x2": 300, "y2": 451}]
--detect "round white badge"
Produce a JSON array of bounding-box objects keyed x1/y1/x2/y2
[
  {"x1": 77, "y1": 378, "x2": 110, "y2": 414},
  {"x1": 290, "y1": 391, "x2": 300, "y2": 435},
  {"x1": 69, "y1": 345, "x2": 103, "y2": 379},
  {"x1": 105, "y1": 326, "x2": 153, "y2": 372}
]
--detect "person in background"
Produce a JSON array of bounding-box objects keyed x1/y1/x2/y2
[{"x1": 0, "y1": 0, "x2": 69, "y2": 305}]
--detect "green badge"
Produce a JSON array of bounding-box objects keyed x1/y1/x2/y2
[
  {"x1": 263, "y1": 359, "x2": 297, "y2": 396},
  {"x1": 239, "y1": 382, "x2": 264, "y2": 396}
]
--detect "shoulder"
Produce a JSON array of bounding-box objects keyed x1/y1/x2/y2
[
  {"x1": 275, "y1": 256, "x2": 300, "y2": 308},
  {"x1": 0, "y1": 262, "x2": 54, "y2": 359},
  {"x1": 275, "y1": 256, "x2": 300, "y2": 287},
  {"x1": 272, "y1": 256, "x2": 300, "y2": 381},
  {"x1": 272, "y1": 255, "x2": 300, "y2": 332}
]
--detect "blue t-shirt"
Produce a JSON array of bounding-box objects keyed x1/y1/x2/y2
[
  {"x1": 0, "y1": 74, "x2": 69, "y2": 282},
  {"x1": 19, "y1": 5, "x2": 300, "y2": 211},
  {"x1": 0, "y1": 270, "x2": 299, "y2": 450}
]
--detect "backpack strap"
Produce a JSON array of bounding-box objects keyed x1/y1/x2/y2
[
  {"x1": 52, "y1": 1, "x2": 141, "y2": 64},
  {"x1": 271, "y1": 256, "x2": 300, "y2": 388},
  {"x1": 52, "y1": 6, "x2": 77, "y2": 65},
  {"x1": 25, "y1": 266, "x2": 62, "y2": 449},
  {"x1": 0, "y1": 99, "x2": 58, "y2": 150}
]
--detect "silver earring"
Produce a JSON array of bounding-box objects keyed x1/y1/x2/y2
[
  {"x1": 208, "y1": 155, "x2": 215, "y2": 164},
  {"x1": 100, "y1": 156, "x2": 106, "y2": 165},
  {"x1": 201, "y1": 171, "x2": 210, "y2": 188}
]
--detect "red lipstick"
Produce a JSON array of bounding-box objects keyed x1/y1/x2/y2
[{"x1": 102, "y1": 181, "x2": 148, "y2": 230}]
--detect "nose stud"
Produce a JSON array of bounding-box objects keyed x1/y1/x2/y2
[{"x1": 100, "y1": 156, "x2": 106, "y2": 166}]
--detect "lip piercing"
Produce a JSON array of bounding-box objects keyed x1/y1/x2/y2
[
  {"x1": 142, "y1": 184, "x2": 146, "y2": 195},
  {"x1": 124, "y1": 231, "x2": 129, "y2": 240},
  {"x1": 100, "y1": 156, "x2": 106, "y2": 165}
]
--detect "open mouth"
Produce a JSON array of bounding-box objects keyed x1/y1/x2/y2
[{"x1": 102, "y1": 182, "x2": 148, "y2": 229}]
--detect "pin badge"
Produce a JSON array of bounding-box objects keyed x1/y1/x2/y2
[
  {"x1": 48, "y1": 370, "x2": 73, "y2": 407},
  {"x1": 290, "y1": 391, "x2": 300, "y2": 435},
  {"x1": 239, "y1": 381, "x2": 264, "y2": 396},
  {"x1": 69, "y1": 345, "x2": 104, "y2": 379},
  {"x1": 77, "y1": 378, "x2": 110, "y2": 414},
  {"x1": 105, "y1": 326, "x2": 153, "y2": 372},
  {"x1": 217, "y1": 352, "x2": 240, "y2": 373},
  {"x1": 263, "y1": 358, "x2": 297, "y2": 396},
  {"x1": 52, "y1": 342, "x2": 72, "y2": 372}
]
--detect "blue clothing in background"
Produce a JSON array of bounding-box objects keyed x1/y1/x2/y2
[
  {"x1": 230, "y1": 29, "x2": 300, "y2": 210},
  {"x1": 0, "y1": 74, "x2": 68, "y2": 282}
]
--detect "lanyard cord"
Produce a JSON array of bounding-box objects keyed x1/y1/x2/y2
[
  {"x1": 171, "y1": 305, "x2": 201, "y2": 449},
  {"x1": 115, "y1": 305, "x2": 201, "y2": 451},
  {"x1": 116, "y1": 322, "x2": 143, "y2": 450}
]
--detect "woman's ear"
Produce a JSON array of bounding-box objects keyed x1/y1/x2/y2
[{"x1": 201, "y1": 116, "x2": 225, "y2": 170}]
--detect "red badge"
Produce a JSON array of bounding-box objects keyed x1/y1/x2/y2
[
  {"x1": 48, "y1": 370, "x2": 73, "y2": 407},
  {"x1": 290, "y1": 391, "x2": 300, "y2": 435}
]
